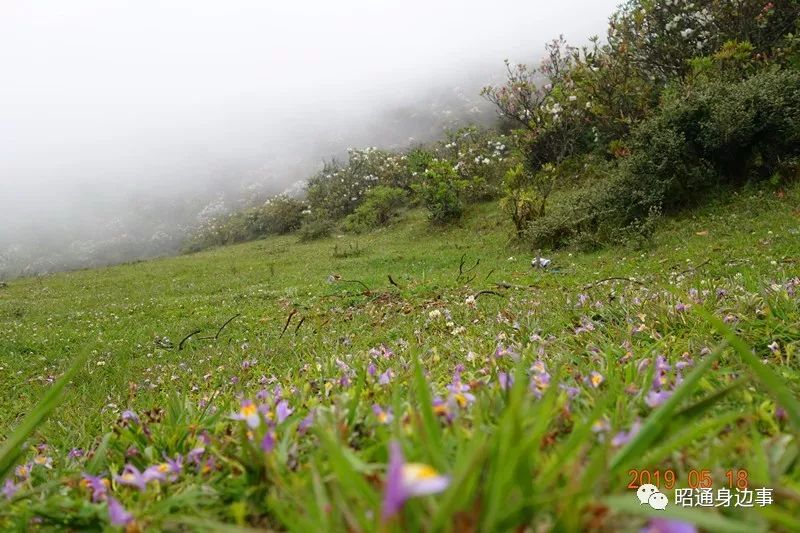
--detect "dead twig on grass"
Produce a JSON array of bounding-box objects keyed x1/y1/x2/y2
[
  {"x1": 475, "y1": 290, "x2": 504, "y2": 299},
  {"x1": 583, "y1": 277, "x2": 646, "y2": 290},
  {"x1": 177, "y1": 329, "x2": 202, "y2": 351},
  {"x1": 456, "y1": 254, "x2": 480, "y2": 283},
  {"x1": 279, "y1": 309, "x2": 297, "y2": 339}
]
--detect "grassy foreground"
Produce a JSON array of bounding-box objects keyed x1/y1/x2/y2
[{"x1": 1, "y1": 185, "x2": 799, "y2": 531}]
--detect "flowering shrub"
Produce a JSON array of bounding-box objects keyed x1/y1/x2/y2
[
  {"x1": 608, "y1": 0, "x2": 799, "y2": 81},
  {"x1": 306, "y1": 148, "x2": 410, "y2": 220},
  {"x1": 436, "y1": 126, "x2": 513, "y2": 201},
  {"x1": 482, "y1": 37, "x2": 596, "y2": 225},
  {"x1": 343, "y1": 186, "x2": 409, "y2": 232},
  {"x1": 186, "y1": 195, "x2": 307, "y2": 252}
]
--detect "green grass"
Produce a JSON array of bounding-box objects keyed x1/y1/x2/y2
[{"x1": 0, "y1": 185, "x2": 799, "y2": 531}]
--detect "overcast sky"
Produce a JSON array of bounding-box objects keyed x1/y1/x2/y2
[{"x1": 0, "y1": 0, "x2": 618, "y2": 273}]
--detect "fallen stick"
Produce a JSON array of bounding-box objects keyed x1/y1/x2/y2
[
  {"x1": 279, "y1": 309, "x2": 297, "y2": 339},
  {"x1": 177, "y1": 329, "x2": 202, "y2": 351},
  {"x1": 212, "y1": 313, "x2": 241, "y2": 340},
  {"x1": 583, "y1": 277, "x2": 646, "y2": 290},
  {"x1": 475, "y1": 290, "x2": 504, "y2": 299}
]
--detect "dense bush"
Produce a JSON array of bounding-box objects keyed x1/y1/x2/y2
[
  {"x1": 298, "y1": 212, "x2": 334, "y2": 242},
  {"x1": 525, "y1": 67, "x2": 800, "y2": 249},
  {"x1": 480, "y1": 0, "x2": 800, "y2": 250},
  {"x1": 412, "y1": 160, "x2": 468, "y2": 223},
  {"x1": 619, "y1": 67, "x2": 800, "y2": 218},
  {"x1": 343, "y1": 186, "x2": 408, "y2": 232},
  {"x1": 608, "y1": 0, "x2": 799, "y2": 82}
]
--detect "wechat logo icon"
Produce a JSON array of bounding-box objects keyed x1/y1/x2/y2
[{"x1": 636, "y1": 484, "x2": 668, "y2": 510}]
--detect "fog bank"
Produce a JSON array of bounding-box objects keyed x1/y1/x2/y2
[{"x1": 0, "y1": 0, "x2": 617, "y2": 277}]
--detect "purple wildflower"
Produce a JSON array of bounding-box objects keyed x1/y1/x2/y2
[
  {"x1": 165, "y1": 454, "x2": 183, "y2": 475},
  {"x1": 187, "y1": 447, "x2": 205, "y2": 465},
  {"x1": 574, "y1": 317, "x2": 595, "y2": 334},
  {"x1": 381, "y1": 441, "x2": 449, "y2": 522},
  {"x1": 68, "y1": 448, "x2": 84, "y2": 460},
  {"x1": 256, "y1": 389, "x2": 270, "y2": 401},
  {"x1": 640, "y1": 518, "x2": 697, "y2": 533},
  {"x1": 121, "y1": 410, "x2": 140, "y2": 425},
  {"x1": 372, "y1": 404, "x2": 393, "y2": 424},
  {"x1": 446, "y1": 368, "x2": 476, "y2": 408},
  {"x1": 587, "y1": 371, "x2": 604, "y2": 388},
  {"x1": 497, "y1": 372, "x2": 513, "y2": 391},
  {"x1": 14, "y1": 464, "x2": 31, "y2": 481},
  {"x1": 231, "y1": 399, "x2": 260, "y2": 429},
  {"x1": 261, "y1": 430, "x2": 276, "y2": 453},
  {"x1": 378, "y1": 369, "x2": 394, "y2": 386},
  {"x1": 81, "y1": 473, "x2": 109, "y2": 502},
  {"x1": 653, "y1": 356, "x2": 670, "y2": 389},
  {"x1": 298, "y1": 412, "x2": 314, "y2": 433},
  {"x1": 645, "y1": 389, "x2": 673, "y2": 408},
  {"x1": 382, "y1": 442, "x2": 406, "y2": 521},
  {"x1": 114, "y1": 464, "x2": 156, "y2": 491},
  {"x1": 370, "y1": 344, "x2": 394, "y2": 359},
  {"x1": 612, "y1": 420, "x2": 642, "y2": 448},
  {"x1": 2, "y1": 479, "x2": 18, "y2": 500},
  {"x1": 559, "y1": 383, "x2": 580, "y2": 398},
  {"x1": 767, "y1": 341, "x2": 779, "y2": 354},
  {"x1": 107, "y1": 496, "x2": 134, "y2": 527},
  {"x1": 276, "y1": 400, "x2": 293, "y2": 424},
  {"x1": 494, "y1": 344, "x2": 519, "y2": 359}
]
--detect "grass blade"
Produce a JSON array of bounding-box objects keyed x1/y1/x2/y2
[
  {"x1": 695, "y1": 307, "x2": 800, "y2": 432},
  {"x1": 412, "y1": 352, "x2": 445, "y2": 468},
  {"x1": 0, "y1": 349, "x2": 88, "y2": 479}
]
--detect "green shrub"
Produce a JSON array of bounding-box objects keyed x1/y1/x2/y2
[
  {"x1": 298, "y1": 213, "x2": 334, "y2": 242},
  {"x1": 526, "y1": 68, "x2": 800, "y2": 250},
  {"x1": 412, "y1": 160, "x2": 467, "y2": 223},
  {"x1": 343, "y1": 186, "x2": 408, "y2": 232},
  {"x1": 620, "y1": 68, "x2": 800, "y2": 217},
  {"x1": 257, "y1": 195, "x2": 307, "y2": 235}
]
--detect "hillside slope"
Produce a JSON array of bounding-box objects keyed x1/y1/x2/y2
[{"x1": 1, "y1": 185, "x2": 799, "y2": 530}]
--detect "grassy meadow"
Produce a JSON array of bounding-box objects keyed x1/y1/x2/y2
[{"x1": 1, "y1": 184, "x2": 799, "y2": 531}]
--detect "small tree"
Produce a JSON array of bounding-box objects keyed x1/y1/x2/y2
[{"x1": 482, "y1": 36, "x2": 590, "y2": 221}]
